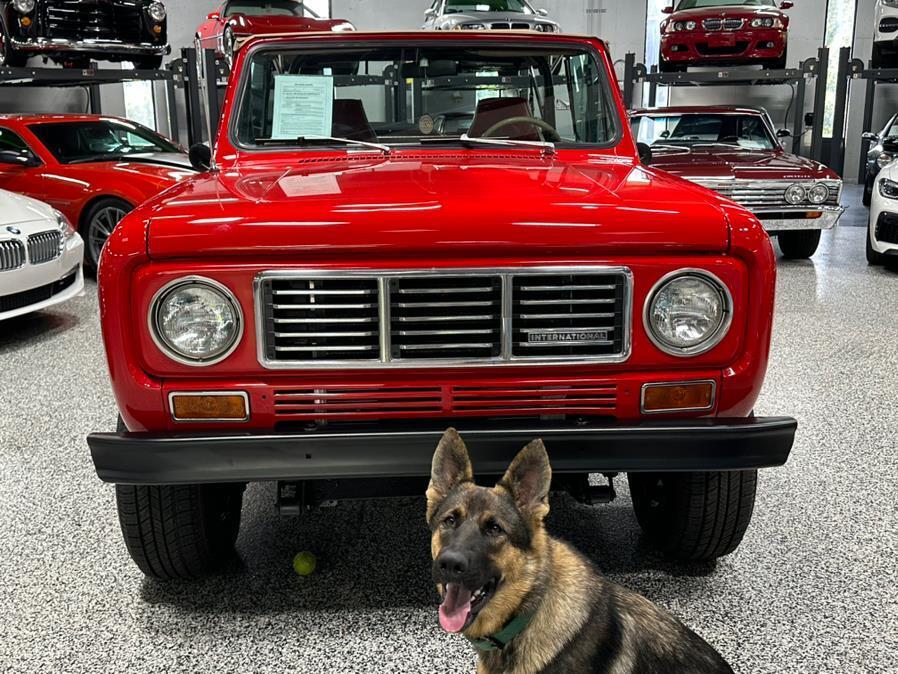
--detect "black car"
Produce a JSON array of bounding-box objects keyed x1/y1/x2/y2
[
  {"x1": 862, "y1": 113, "x2": 898, "y2": 207},
  {"x1": 0, "y1": 0, "x2": 169, "y2": 69}
]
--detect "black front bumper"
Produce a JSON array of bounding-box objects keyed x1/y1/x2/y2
[{"x1": 88, "y1": 417, "x2": 797, "y2": 486}]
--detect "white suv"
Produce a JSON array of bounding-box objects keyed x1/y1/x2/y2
[
  {"x1": 873, "y1": 0, "x2": 898, "y2": 68},
  {"x1": 868, "y1": 155, "x2": 898, "y2": 266}
]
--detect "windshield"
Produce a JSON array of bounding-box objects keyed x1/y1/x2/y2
[
  {"x1": 29, "y1": 120, "x2": 181, "y2": 164},
  {"x1": 631, "y1": 113, "x2": 776, "y2": 150},
  {"x1": 224, "y1": 1, "x2": 309, "y2": 17},
  {"x1": 234, "y1": 44, "x2": 617, "y2": 149},
  {"x1": 444, "y1": 0, "x2": 533, "y2": 13},
  {"x1": 675, "y1": 0, "x2": 775, "y2": 9}
]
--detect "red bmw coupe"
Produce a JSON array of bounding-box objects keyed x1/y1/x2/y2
[{"x1": 0, "y1": 114, "x2": 195, "y2": 269}]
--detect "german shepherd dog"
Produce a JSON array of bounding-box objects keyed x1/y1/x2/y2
[{"x1": 427, "y1": 429, "x2": 735, "y2": 674}]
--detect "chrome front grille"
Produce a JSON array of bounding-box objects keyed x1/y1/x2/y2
[
  {"x1": 489, "y1": 22, "x2": 533, "y2": 29},
  {"x1": 694, "y1": 180, "x2": 842, "y2": 210},
  {"x1": 44, "y1": 0, "x2": 145, "y2": 43},
  {"x1": 27, "y1": 231, "x2": 62, "y2": 265},
  {"x1": 0, "y1": 239, "x2": 26, "y2": 271},
  {"x1": 703, "y1": 18, "x2": 744, "y2": 31},
  {"x1": 256, "y1": 268, "x2": 632, "y2": 368}
]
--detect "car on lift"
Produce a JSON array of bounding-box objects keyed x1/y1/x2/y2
[
  {"x1": 0, "y1": 188, "x2": 83, "y2": 321},
  {"x1": 0, "y1": 0, "x2": 169, "y2": 69},
  {"x1": 867, "y1": 144, "x2": 898, "y2": 266},
  {"x1": 659, "y1": 0, "x2": 793, "y2": 73},
  {"x1": 631, "y1": 105, "x2": 844, "y2": 259},
  {"x1": 873, "y1": 0, "x2": 898, "y2": 68},
  {"x1": 0, "y1": 114, "x2": 195, "y2": 269},
  {"x1": 861, "y1": 112, "x2": 898, "y2": 206},
  {"x1": 194, "y1": 0, "x2": 354, "y2": 70},
  {"x1": 423, "y1": 0, "x2": 559, "y2": 32},
  {"x1": 86, "y1": 30, "x2": 796, "y2": 581}
]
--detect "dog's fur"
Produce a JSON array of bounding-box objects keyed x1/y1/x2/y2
[{"x1": 427, "y1": 428, "x2": 734, "y2": 674}]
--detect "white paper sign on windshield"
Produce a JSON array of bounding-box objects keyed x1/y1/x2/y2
[{"x1": 271, "y1": 75, "x2": 334, "y2": 140}]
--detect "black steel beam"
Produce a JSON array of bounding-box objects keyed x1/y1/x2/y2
[
  {"x1": 829, "y1": 46, "x2": 851, "y2": 176},
  {"x1": 810, "y1": 47, "x2": 829, "y2": 163}
]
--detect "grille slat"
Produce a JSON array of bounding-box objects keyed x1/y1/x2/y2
[
  {"x1": 696, "y1": 180, "x2": 842, "y2": 210},
  {"x1": 0, "y1": 239, "x2": 26, "y2": 271},
  {"x1": 27, "y1": 230, "x2": 62, "y2": 265},
  {"x1": 44, "y1": 0, "x2": 145, "y2": 44},
  {"x1": 259, "y1": 270, "x2": 629, "y2": 367},
  {"x1": 702, "y1": 18, "x2": 744, "y2": 31}
]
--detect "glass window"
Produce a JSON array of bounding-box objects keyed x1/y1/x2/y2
[
  {"x1": 631, "y1": 113, "x2": 777, "y2": 150},
  {"x1": 234, "y1": 44, "x2": 618, "y2": 149},
  {"x1": 444, "y1": 1, "x2": 534, "y2": 14},
  {"x1": 29, "y1": 120, "x2": 180, "y2": 164},
  {"x1": 675, "y1": 0, "x2": 775, "y2": 9},
  {"x1": 822, "y1": 0, "x2": 855, "y2": 138},
  {"x1": 0, "y1": 127, "x2": 30, "y2": 153},
  {"x1": 224, "y1": 1, "x2": 305, "y2": 17}
]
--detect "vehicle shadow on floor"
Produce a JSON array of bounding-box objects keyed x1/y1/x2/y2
[
  {"x1": 138, "y1": 483, "x2": 717, "y2": 620},
  {"x1": 0, "y1": 311, "x2": 79, "y2": 355}
]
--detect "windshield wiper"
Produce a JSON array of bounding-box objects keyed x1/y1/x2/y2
[
  {"x1": 421, "y1": 134, "x2": 556, "y2": 154},
  {"x1": 256, "y1": 136, "x2": 392, "y2": 155}
]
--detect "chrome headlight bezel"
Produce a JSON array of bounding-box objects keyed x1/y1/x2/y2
[
  {"x1": 149, "y1": 276, "x2": 243, "y2": 367},
  {"x1": 807, "y1": 183, "x2": 829, "y2": 205},
  {"x1": 147, "y1": 1, "x2": 166, "y2": 22},
  {"x1": 784, "y1": 183, "x2": 807, "y2": 205},
  {"x1": 643, "y1": 269, "x2": 733, "y2": 357},
  {"x1": 12, "y1": 0, "x2": 35, "y2": 14}
]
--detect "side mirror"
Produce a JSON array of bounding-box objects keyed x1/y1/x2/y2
[
  {"x1": 537, "y1": 8, "x2": 549, "y2": 16},
  {"x1": 779, "y1": 1, "x2": 793, "y2": 9},
  {"x1": 862, "y1": 131, "x2": 880, "y2": 143},
  {"x1": 637, "y1": 142, "x2": 653, "y2": 166},
  {"x1": 662, "y1": 6, "x2": 674, "y2": 14},
  {"x1": 207, "y1": 11, "x2": 220, "y2": 20},
  {"x1": 188, "y1": 143, "x2": 212, "y2": 172},
  {"x1": 0, "y1": 149, "x2": 39, "y2": 167},
  {"x1": 776, "y1": 129, "x2": 792, "y2": 138},
  {"x1": 803, "y1": 112, "x2": 814, "y2": 127}
]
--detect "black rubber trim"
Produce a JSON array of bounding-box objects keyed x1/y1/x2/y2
[{"x1": 88, "y1": 417, "x2": 797, "y2": 486}]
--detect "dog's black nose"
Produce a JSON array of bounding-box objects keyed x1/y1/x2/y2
[{"x1": 436, "y1": 550, "x2": 468, "y2": 576}]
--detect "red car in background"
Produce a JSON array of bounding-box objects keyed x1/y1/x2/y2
[
  {"x1": 0, "y1": 114, "x2": 195, "y2": 269},
  {"x1": 660, "y1": 0, "x2": 793, "y2": 72},
  {"x1": 195, "y1": 0, "x2": 354, "y2": 68}
]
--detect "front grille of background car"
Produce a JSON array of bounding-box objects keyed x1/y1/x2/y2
[
  {"x1": 695, "y1": 180, "x2": 842, "y2": 211},
  {"x1": 0, "y1": 239, "x2": 26, "y2": 272},
  {"x1": 27, "y1": 230, "x2": 62, "y2": 265},
  {"x1": 487, "y1": 22, "x2": 533, "y2": 30},
  {"x1": 696, "y1": 42, "x2": 749, "y2": 56},
  {"x1": 875, "y1": 212, "x2": 898, "y2": 245},
  {"x1": 0, "y1": 268, "x2": 78, "y2": 314},
  {"x1": 44, "y1": 0, "x2": 145, "y2": 44},
  {"x1": 702, "y1": 18, "x2": 744, "y2": 31},
  {"x1": 257, "y1": 269, "x2": 631, "y2": 367}
]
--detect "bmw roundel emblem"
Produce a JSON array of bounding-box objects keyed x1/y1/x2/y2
[{"x1": 6, "y1": 226, "x2": 21, "y2": 235}]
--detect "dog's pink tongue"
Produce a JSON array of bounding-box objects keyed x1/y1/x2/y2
[{"x1": 439, "y1": 583, "x2": 473, "y2": 633}]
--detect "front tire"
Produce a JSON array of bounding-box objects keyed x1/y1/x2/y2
[
  {"x1": 777, "y1": 229, "x2": 822, "y2": 259},
  {"x1": 629, "y1": 471, "x2": 757, "y2": 561},
  {"x1": 864, "y1": 176, "x2": 874, "y2": 207},
  {"x1": 82, "y1": 197, "x2": 133, "y2": 270},
  {"x1": 867, "y1": 216, "x2": 886, "y2": 265}
]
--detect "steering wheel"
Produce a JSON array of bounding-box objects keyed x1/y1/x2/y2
[{"x1": 482, "y1": 116, "x2": 562, "y2": 143}]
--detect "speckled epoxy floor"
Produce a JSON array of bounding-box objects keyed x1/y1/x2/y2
[{"x1": 1, "y1": 188, "x2": 896, "y2": 673}]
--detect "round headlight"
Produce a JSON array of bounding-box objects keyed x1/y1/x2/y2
[
  {"x1": 784, "y1": 183, "x2": 806, "y2": 205},
  {"x1": 674, "y1": 21, "x2": 685, "y2": 31},
  {"x1": 12, "y1": 0, "x2": 35, "y2": 13},
  {"x1": 685, "y1": 20, "x2": 696, "y2": 30},
  {"x1": 147, "y1": 1, "x2": 166, "y2": 22},
  {"x1": 151, "y1": 277, "x2": 242, "y2": 365},
  {"x1": 645, "y1": 271, "x2": 732, "y2": 356},
  {"x1": 807, "y1": 183, "x2": 829, "y2": 204},
  {"x1": 877, "y1": 152, "x2": 893, "y2": 169}
]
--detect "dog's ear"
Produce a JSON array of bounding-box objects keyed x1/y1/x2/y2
[
  {"x1": 498, "y1": 439, "x2": 551, "y2": 521},
  {"x1": 426, "y1": 428, "x2": 473, "y2": 522}
]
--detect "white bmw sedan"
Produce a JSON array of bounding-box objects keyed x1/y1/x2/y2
[{"x1": 0, "y1": 188, "x2": 84, "y2": 321}]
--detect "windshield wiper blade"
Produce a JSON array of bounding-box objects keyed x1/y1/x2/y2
[
  {"x1": 431, "y1": 133, "x2": 557, "y2": 154},
  {"x1": 257, "y1": 136, "x2": 392, "y2": 155}
]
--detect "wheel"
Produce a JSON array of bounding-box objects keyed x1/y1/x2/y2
[
  {"x1": 863, "y1": 176, "x2": 874, "y2": 207},
  {"x1": 133, "y1": 55, "x2": 164, "y2": 70},
  {"x1": 777, "y1": 229, "x2": 822, "y2": 259},
  {"x1": 628, "y1": 471, "x2": 757, "y2": 561},
  {"x1": 867, "y1": 216, "x2": 886, "y2": 265},
  {"x1": 0, "y1": 32, "x2": 28, "y2": 67},
  {"x1": 82, "y1": 198, "x2": 132, "y2": 270}
]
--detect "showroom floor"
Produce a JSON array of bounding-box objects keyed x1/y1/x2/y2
[{"x1": 1, "y1": 187, "x2": 895, "y2": 674}]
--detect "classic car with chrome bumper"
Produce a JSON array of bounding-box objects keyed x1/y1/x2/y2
[{"x1": 88, "y1": 31, "x2": 796, "y2": 581}]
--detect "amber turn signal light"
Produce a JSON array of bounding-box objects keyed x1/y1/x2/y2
[
  {"x1": 153, "y1": 25, "x2": 162, "y2": 34},
  {"x1": 170, "y1": 393, "x2": 249, "y2": 421},
  {"x1": 642, "y1": 381, "x2": 714, "y2": 413},
  {"x1": 20, "y1": 16, "x2": 32, "y2": 27}
]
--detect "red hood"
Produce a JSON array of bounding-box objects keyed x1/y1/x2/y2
[
  {"x1": 144, "y1": 153, "x2": 732, "y2": 260},
  {"x1": 646, "y1": 146, "x2": 835, "y2": 181},
  {"x1": 668, "y1": 5, "x2": 787, "y2": 21},
  {"x1": 231, "y1": 15, "x2": 349, "y2": 35}
]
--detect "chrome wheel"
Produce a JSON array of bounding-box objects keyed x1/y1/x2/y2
[{"x1": 87, "y1": 204, "x2": 128, "y2": 267}]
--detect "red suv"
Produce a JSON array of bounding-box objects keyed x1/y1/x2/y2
[
  {"x1": 87, "y1": 30, "x2": 796, "y2": 581},
  {"x1": 660, "y1": 0, "x2": 793, "y2": 72}
]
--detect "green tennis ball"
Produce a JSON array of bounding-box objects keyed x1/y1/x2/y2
[{"x1": 292, "y1": 551, "x2": 317, "y2": 576}]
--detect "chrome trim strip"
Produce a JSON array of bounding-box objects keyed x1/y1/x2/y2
[
  {"x1": 642, "y1": 269, "x2": 734, "y2": 358},
  {"x1": 148, "y1": 276, "x2": 245, "y2": 368},
  {"x1": 640, "y1": 380, "x2": 717, "y2": 415},
  {"x1": 761, "y1": 207, "x2": 844, "y2": 232},
  {"x1": 168, "y1": 391, "x2": 250, "y2": 423},
  {"x1": 253, "y1": 266, "x2": 633, "y2": 370},
  {"x1": 10, "y1": 37, "x2": 170, "y2": 56}
]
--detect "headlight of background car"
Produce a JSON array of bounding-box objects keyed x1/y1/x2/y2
[
  {"x1": 147, "y1": 2, "x2": 166, "y2": 22},
  {"x1": 457, "y1": 23, "x2": 487, "y2": 30},
  {"x1": 645, "y1": 271, "x2": 731, "y2": 356},
  {"x1": 784, "y1": 183, "x2": 807, "y2": 205},
  {"x1": 54, "y1": 210, "x2": 75, "y2": 253},
  {"x1": 807, "y1": 183, "x2": 829, "y2": 205},
  {"x1": 876, "y1": 152, "x2": 893, "y2": 170},
  {"x1": 12, "y1": 0, "x2": 35, "y2": 13},
  {"x1": 879, "y1": 178, "x2": 898, "y2": 199},
  {"x1": 151, "y1": 278, "x2": 242, "y2": 365}
]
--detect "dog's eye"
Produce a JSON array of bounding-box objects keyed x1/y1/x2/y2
[
  {"x1": 442, "y1": 515, "x2": 456, "y2": 527},
  {"x1": 487, "y1": 522, "x2": 503, "y2": 536}
]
